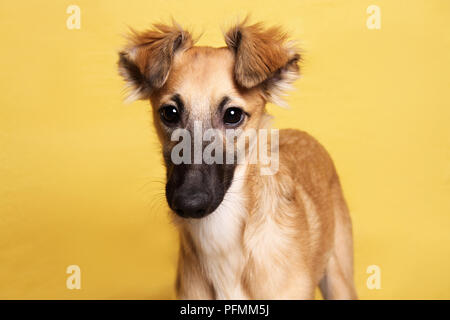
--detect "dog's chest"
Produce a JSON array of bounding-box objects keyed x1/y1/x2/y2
[
  {"x1": 186, "y1": 167, "x2": 249, "y2": 299},
  {"x1": 190, "y1": 212, "x2": 247, "y2": 298}
]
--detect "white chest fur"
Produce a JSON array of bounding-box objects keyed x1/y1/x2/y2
[{"x1": 184, "y1": 165, "x2": 248, "y2": 299}]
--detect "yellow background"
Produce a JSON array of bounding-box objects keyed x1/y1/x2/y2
[{"x1": 0, "y1": 0, "x2": 449, "y2": 299}]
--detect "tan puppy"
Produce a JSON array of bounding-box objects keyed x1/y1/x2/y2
[{"x1": 118, "y1": 20, "x2": 357, "y2": 300}]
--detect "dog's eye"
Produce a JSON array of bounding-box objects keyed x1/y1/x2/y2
[
  {"x1": 160, "y1": 105, "x2": 180, "y2": 125},
  {"x1": 223, "y1": 107, "x2": 244, "y2": 126}
]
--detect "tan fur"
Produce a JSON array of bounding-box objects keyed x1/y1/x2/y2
[
  {"x1": 118, "y1": 23, "x2": 193, "y2": 102},
  {"x1": 118, "y1": 20, "x2": 357, "y2": 300},
  {"x1": 224, "y1": 19, "x2": 300, "y2": 106}
]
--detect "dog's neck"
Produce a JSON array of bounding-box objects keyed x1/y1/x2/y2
[{"x1": 181, "y1": 162, "x2": 248, "y2": 254}]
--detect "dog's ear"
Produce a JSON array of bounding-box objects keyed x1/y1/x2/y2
[
  {"x1": 224, "y1": 20, "x2": 300, "y2": 106},
  {"x1": 118, "y1": 23, "x2": 193, "y2": 102}
]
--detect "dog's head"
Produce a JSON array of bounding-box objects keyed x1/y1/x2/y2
[{"x1": 118, "y1": 20, "x2": 300, "y2": 219}]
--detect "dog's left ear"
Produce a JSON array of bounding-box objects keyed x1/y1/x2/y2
[{"x1": 224, "y1": 20, "x2": 300, "y2": 106}]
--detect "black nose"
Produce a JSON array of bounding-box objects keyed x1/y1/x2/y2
[{"x1": 172, "y1": 189, "x2": 211, "y2": 218}]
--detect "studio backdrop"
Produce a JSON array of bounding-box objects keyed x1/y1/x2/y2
[{"x1": 0, "y1": 0, "x2": 449, "y2": 299}]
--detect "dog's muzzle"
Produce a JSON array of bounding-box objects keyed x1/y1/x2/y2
[{"x1": 165, "y1": 163, "x2": 235, "y2": 219}]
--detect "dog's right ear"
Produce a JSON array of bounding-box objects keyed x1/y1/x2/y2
[{"x1": 118, "y1": 23, "x2": 193, "y2": 102}]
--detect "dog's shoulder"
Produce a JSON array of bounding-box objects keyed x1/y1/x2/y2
[{"x1": 278, "y1": 129, "x2": 338, "y2": 190}]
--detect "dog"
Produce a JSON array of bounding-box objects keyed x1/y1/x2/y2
[{"x1": 118, "y1": 19, "x2": 357, "y2": 299}]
